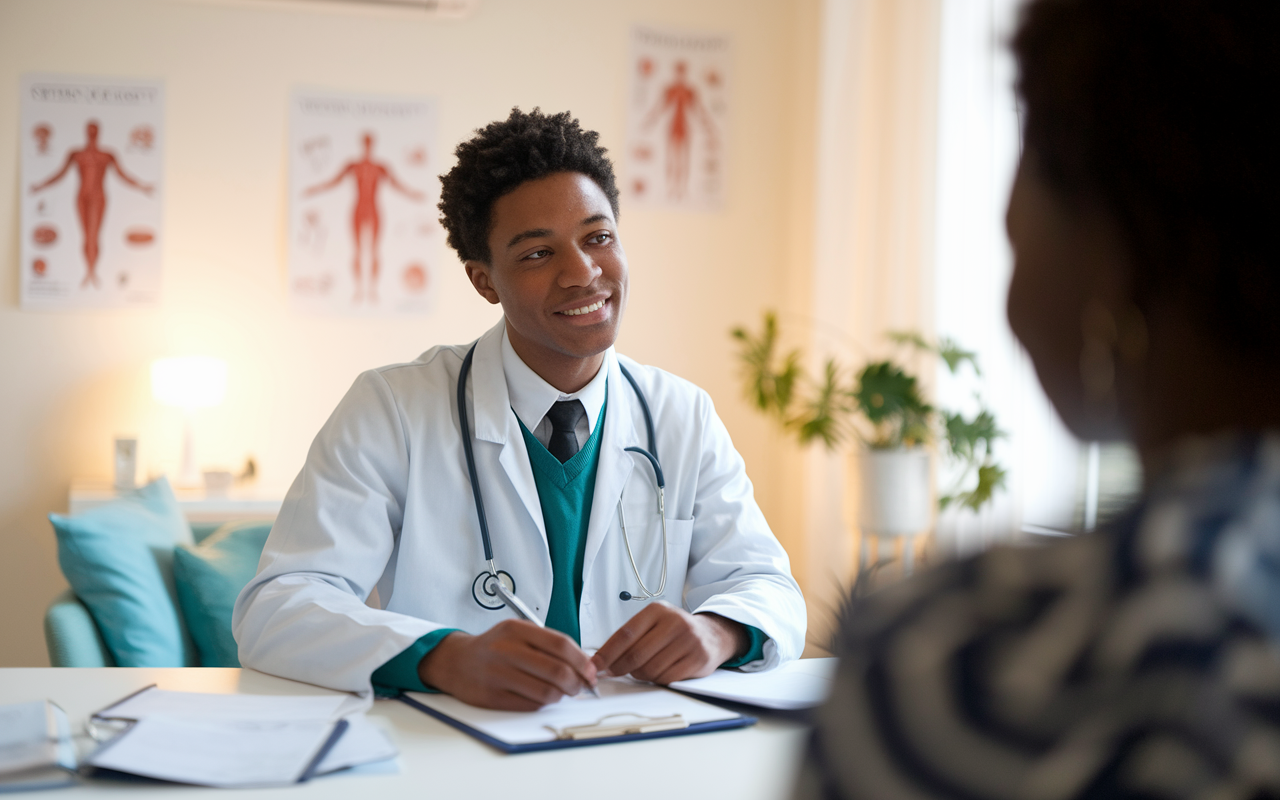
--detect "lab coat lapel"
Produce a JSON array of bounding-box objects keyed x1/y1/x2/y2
[
  {"x1": 582, "y1": 353, "x2": 637, "y2": 581},
  {"x1": 470, "y1": 322, "x2": 547, "y2": 544}
]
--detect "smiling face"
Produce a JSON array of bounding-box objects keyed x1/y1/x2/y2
[{"x1": 464, "y1": 171, "x2": 628, "y2": 392}]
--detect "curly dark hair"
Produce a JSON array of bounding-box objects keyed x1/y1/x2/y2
[
  {"x1": 437, "y1": 108, "x2": 620, "y2": 264},
  {"x1": 1012, "y1": 0, "x2": 1280, "y2": 356}
]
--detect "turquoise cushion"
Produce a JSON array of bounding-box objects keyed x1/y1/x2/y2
[
  {"x1": 173, "y1": 521, "x2": 272, "y2": 667},
  {"x1": 190, "y1": 521, "x2": 224, "y2": 544},
  {"x1": 48, "y1": 477, "x2": 196, "y2": 667}
]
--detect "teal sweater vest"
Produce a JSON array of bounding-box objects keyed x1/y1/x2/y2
[{"x1": 516, "y1": 395, "x2": 607, "y2": 644}]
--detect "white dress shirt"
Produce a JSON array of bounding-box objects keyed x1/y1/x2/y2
[{"x1": 501, "y1": 325, "x2": 608, "y2": 450}]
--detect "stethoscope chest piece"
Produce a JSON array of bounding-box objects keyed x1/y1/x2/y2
[{"x1": 472, "y1": 570, "x2": 516, "y2": 610}]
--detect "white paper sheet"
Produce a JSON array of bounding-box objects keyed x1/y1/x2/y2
[
  {"x1": 667, "y1": 658, "x2": 839, "y2": 710},
  {"x1": 406, "y1": 676, "x2": 742, "y2": 746},
  {"x1": 94, "y1": 687, "x2": 358, "y2": 722},
  {"x1": 87, "y1": 717, "x2": 339, "y2": 788}
]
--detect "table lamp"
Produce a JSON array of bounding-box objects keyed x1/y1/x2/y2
[{"x1": 151, "y1": 356, "x2": 227, "y2": 487}]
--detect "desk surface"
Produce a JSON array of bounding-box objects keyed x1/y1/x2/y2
[{"x1": 1, "y1": 668, "x2": 809, "y2": 799}]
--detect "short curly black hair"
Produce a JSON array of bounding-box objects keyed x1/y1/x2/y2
[
  {"x1": 1013, "y1": 0, "x2": 1280, "y2": 356},
  {"x1": 438, "y1": 108, "x2": 620, "y2": 264}
]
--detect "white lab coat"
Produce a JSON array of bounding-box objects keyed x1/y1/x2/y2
[{"x1": 233, "y1": 320, "x2": 806, "y2": 693}]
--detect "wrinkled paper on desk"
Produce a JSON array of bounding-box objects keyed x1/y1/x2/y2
[
  {"x1": 87, "y1": 717, "x2": 343, "y2": 788},
  {"x1": 86, "y1": 687, "x2": 395, "y2": 787}
]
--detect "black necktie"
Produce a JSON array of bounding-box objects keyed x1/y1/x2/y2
[{"x1": 545, "y1": 400, "x2": 586, "y2": 463}]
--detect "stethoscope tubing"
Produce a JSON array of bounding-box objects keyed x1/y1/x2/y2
[
  {"x1": 457, "y1": 346, "x2": 496, "y2": 564},
  {"x1": 616, "y1": 495, "x2": 668, "y2": 601},
  {"x1": 456, "y1": 341, "x2": 667, "y2": 608}
]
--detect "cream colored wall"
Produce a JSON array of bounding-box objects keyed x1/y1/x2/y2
[{"x1": 0, "y1": 0, "x2": 820, "y2": 665}]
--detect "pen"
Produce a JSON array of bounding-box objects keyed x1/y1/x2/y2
[{"x1": 492, "y1": 580, "x2": 601, "y2": 698}]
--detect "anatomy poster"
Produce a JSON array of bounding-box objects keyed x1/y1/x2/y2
[
  {"x1": 625, "y1": 26, "x2": 731, "y2": 211},
  {"x1": 20, "y1": 74, "x2": 164, "y2": 309},
  {"x1": 289, "y1": 89, "x2": 439, "y2": 316}
]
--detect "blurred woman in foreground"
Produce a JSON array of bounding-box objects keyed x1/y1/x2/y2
[{"x1": 796, "y1": 0, "x2": 1280, "y2": 797}]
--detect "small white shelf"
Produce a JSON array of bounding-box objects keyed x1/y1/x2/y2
[{"x1": 69, "y1": 481, "x2": 287, "y2": 522}]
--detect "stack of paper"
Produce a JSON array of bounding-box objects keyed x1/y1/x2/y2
[{"x1": 84, "y1": 688, "x2": 397, "y2": 788}]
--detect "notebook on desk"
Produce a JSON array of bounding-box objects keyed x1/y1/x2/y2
[
  {"x1": 401, "y1": 676, "x2": 755, "y2": 754},
  {"x1": 668, "y1": 657, "x2": 839, "y2": 711}
]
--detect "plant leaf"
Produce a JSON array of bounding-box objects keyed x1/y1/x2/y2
[
  {"x1": 886, "y1": 330, "x2": 932, "y2": 351},
  {"x1": 963, "y1": 463, "x2": 1008, "y2": 510},
  {"x1": 935, "y1": 336, "x2": 980, "y2": 376},
  {"x1": 943, "y1": 409, "x2": 1002, "y2": 460},
  {"x1": 731, "y1": 311, "x2": 802, "y2": 418},
  {"x1": 886, "y1": 330, "x2": 981, "y2": 376},
  {"x1": 853, "y1": 362, "x2": 928, "y2": 426},
  {"x1": 791, "y1": 358, "x2": 848, "y2": 450}
]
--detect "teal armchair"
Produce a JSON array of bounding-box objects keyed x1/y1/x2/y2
[
  {"x1": 44, "y1": 520, "x2": 263, "y2": 668},
  {"x1": 44, "y1": 590, "x2": 116, "y2": 667}
]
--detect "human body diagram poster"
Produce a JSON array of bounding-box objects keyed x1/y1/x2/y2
[
  {"x1": 625, "y1": 26, "x2": 731, "y2": 211},
  {"x1": 289, "y1": 89, "x2": 439, "y2": 316},
  {"x1": 20, "y1": 74, "x2": 164, "y2": 309}
]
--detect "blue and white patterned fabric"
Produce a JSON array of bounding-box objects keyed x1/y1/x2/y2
[{"x1": 797, "y1": 433, "x2": 1280, "y2": 799}]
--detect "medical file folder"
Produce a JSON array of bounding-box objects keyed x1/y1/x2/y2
[{"x1": 400, "y1": 676, "x2": 755, "y2": 753}]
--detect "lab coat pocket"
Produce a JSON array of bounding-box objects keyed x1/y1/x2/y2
[{"x1": 617, "y1": 504, "x2": 694, "y2": 603}]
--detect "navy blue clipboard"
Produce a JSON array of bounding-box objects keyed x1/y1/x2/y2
[{"x1": 398, "y1": 694, "x2": 756, "y2": 754}]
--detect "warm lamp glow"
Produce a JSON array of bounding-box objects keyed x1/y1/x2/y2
[
  {"x1": 151, "y1": 356, "x2": 227, "y2": 487},
  {"x1": 151, "y1": 356, "x2": 227, "y2": 410}
]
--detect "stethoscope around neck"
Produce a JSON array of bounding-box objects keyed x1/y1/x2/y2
[{"x1": 456, "y1": 343, "x2": 668, "y2": 612}]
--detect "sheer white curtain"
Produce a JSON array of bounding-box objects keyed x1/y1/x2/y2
[
  {"x1": 932, "y1": 0, "x2": 1084, "y2": 555},
  {"x1": 803, "y1": 0, "x2": 942, "y2": 624}
]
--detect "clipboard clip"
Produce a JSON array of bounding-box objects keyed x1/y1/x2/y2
[{"x1": 547, "y1": 712, "x2": 688, "y2": 741}]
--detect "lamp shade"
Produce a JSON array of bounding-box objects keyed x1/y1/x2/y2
[{"x1": 151, "y1": 357, "x2": 227, "y2": 410}]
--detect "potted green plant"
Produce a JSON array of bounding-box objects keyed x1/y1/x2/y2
[{"x1": 731, "y1": 312, "x2": 1006, "y2": 541}]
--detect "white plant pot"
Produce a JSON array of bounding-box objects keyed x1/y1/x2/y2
[{"x1": 858, "y1": 447, "x2": 931, "y2": 536}]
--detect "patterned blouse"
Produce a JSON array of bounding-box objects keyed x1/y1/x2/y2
[{"x1": 796, "y1": 433, "x2": 1280, "y2": 799}]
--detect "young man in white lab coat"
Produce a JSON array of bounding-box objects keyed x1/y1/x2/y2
[{"x1": 233, "y1": 108, "x2": 806, "y2": 709}]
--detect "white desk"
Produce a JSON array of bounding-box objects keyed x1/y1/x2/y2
[{"x1": 1, "y1": 668, "x2": 809, "y2": 799}]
